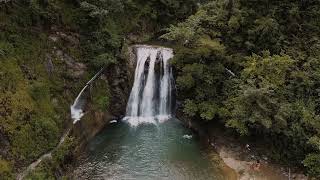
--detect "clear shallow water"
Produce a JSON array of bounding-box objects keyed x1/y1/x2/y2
[{"x1": 73, "y1": 119, "x2": 224, "y2": 180}]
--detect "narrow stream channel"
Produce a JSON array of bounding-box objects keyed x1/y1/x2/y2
[{"x1": 73, "y1": 119, "x2": 225, "y2": 180}]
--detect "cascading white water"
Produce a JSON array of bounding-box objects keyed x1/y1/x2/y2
[
  {"x1": 71, "y1": 68, "x2": 105, "y2": 124},
  {"x1": 70, "y1": 84, "x2": 88, "y2": 123},
  {"x1": 125, "y1": 49, "x2": 149, "y2": 117},
  {"x1": 124, "y1": 45, "x2": 174, "y2": 126},
  {"x1": 140, "y1": 50, "x2": 157, "y2": 117},
  {"x1": 159, "y1": 49, "x2": 173, "y2": 122}
]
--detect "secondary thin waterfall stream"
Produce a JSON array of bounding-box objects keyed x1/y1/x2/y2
[
  {"x1": 18, "y1": 68, "x2": 106, "y2": 179},
  {"x1": 71, "y1": 67, "x2": 105, "y2": 124},
  {"x1": 124, "y1": 45, "x2": 174, "y2": 126}
]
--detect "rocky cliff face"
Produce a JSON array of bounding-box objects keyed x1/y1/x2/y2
[{"x1": 71, "y1": 44, "x2": 136, "y2": 149}]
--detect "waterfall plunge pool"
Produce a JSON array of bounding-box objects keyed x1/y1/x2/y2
[{"x1": 73, "y1": 119, "x2": 226, "y2": 180}]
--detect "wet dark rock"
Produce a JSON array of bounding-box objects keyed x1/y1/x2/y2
[
  {"x1": 71, "y1": 47, "x2": 134, "y2": 150},
  {"x1": 104, "y1": 58, "x2": 133, "y2": 116},
  {"x1": 154, "y1": 56, "x2": 162, "y2": 75}
]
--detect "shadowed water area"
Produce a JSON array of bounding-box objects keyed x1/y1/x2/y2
[{"x1": 73, "y1": 119, "x2": 225, "y2": 180}]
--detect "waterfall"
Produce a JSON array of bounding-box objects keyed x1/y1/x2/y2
[
  {"x1": 124, "y1": 45, "x2": 174, "y2": 126},
  {"x1": 70, "y1": 85, "x2": 88, "y2": 123},
  {"x1": 70, "y1": 68, "x2": 105, "y2": 124},
  {"x1": 159, "y1": 50, "x2": 173, "y2": 122},
  {"x1": 125, "y1": 49, "x2": 149, "y2": 117},
  {"x1": 140, "y1": 50, "x2": 157, "y2": 117}
]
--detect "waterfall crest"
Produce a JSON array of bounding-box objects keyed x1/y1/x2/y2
[{"x1": 124, "y1": 45, "x2": 174, "y2": 126}]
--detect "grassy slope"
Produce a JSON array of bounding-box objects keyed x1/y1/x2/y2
[{"x1": 0, "y1": 2, "x2": 88, "y2": 178}]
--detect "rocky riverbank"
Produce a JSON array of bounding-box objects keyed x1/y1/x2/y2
[
  {"x1": 208, "y1": 125, "x2": 307, "y2": 180},
  {"x1": 177, "y1": 112, "x2": 308, "y2": 180}
]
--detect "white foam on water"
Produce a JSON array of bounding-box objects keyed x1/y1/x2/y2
[
  {"x1": 123, "y1": 116, "x2": 157, "y2": 127},
  {"x1": 183, "y1": 135, "x2": 193, "y2": 139},
  {"x1": 156, "y1": 115, "x2": 171, "y2": 123}
]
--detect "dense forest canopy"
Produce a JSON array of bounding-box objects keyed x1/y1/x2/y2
[
  {"x1": 162, "y1": 0, "x2": 320, "y2": 177},
  {"x1": 1, "y1": 0, "x2": 320, "y2": 179}
]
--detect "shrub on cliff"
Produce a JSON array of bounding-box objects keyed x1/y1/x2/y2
[{"x1": 0, "y1": 159, "x2": 13, "y2": 180}]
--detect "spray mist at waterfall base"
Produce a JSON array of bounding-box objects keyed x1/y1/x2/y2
[{"x1": 123, "y1": 115, "x2": 172, "y2": 127}]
